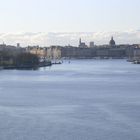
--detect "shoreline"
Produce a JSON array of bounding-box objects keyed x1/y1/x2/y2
[
  {"x1": 0, "y1": 58, "x2": 138, "y2": 70},
  {"x1": 0, "y1": 61, "x2": 52, "y2": 70}
]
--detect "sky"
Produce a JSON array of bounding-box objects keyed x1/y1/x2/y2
[{"x1": 0, "y1": 0, "x2": 140, "y2": 46}]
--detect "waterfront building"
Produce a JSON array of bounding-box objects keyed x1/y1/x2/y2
[
  {"x1": 47, "y1": 46, "x2": 61, "y2": 59},
  {"x1": 134, "y1": 48, "x2": 140, "y2": 59},
  {"x1": 23, "y1": 37, "x2": 140, "y2": 60},
  {"x1": 26, "y1": 46, "x2": 47, "y2": 58},
  {"x1": 0, "y1": 43, "x2": 25, "y2": 55},
  {"x1": 89, "y1": 42, "x2": 94, "y2": 48}
]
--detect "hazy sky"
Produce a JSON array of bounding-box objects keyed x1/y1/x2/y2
[{"x1": 0, "y1": 0, "x2": 140, "y2": 46}]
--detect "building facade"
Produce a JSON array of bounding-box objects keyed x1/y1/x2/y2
[{"x1": 25, "y1": 37, "x2": 140, "y2": 60}]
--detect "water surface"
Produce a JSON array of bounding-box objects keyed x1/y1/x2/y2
[{"x1": 0, "y1": 59, "x2": 140, "y2": 140}]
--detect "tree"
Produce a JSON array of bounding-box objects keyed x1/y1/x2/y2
[{"x1": 15, "y1": 53, "x2": 39, "y2": 67}]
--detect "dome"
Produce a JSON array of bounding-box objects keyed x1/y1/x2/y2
[{"x1": 109, "y1": 37, "x2": 116, "y2": 46}]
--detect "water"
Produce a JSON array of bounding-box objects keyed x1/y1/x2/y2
[{"x1": 0, "y1": 59, "x2": 140, "y2": 140}]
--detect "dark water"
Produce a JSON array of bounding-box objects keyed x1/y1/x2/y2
[{"x1": 0, "y1": 59, "x2": 140, "y2": 140}]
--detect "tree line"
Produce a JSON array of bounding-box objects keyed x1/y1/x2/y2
[{"x1": 0, "y1": 50, "x2": 39, "y2": 68}]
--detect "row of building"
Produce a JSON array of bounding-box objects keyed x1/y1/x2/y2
[
  {"x1": 1, "y1": 37, "x2": 140, "y2": 60},
  {"x1": 26, "y1": 37, "x2": 140, "y2": 60}
]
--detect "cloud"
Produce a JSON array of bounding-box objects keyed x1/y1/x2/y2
[{"x1": 0, "y1": 30, "x2": 140, "y2": 47}]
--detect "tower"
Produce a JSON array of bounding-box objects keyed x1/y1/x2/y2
[
  {"x1": 89, "y1": 42, "x2": 94, "y2": 48},
  {"x1": 79, "y1": 38, "x2": 87, "y2": 48},
  {"x1": 79, "y1": 38, "x2": 81, "y2": 46},
  {"x1": 17, "y1": 43, "x2": 20, "y2": 47}
]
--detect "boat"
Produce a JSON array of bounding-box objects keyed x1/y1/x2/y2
[{"x1": 133, "y1": 60, "x2": 140, "y2": 64}]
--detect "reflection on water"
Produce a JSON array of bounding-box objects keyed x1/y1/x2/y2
[{"x1": 0, "y1": 59, "x2": 140, "y2": 140}]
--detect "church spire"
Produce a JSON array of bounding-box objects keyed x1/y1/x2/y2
[{"x1": 79, "y1": 38, "x2": 81, "y2": 45}]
